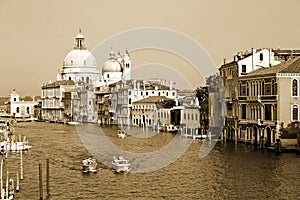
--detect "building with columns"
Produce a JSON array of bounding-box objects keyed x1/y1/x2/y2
[{"x1": 220, "y1": 48, "x2": 300, "y2": 147}]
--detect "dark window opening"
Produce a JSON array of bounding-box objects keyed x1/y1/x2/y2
[{"x1": 265, "y1": 104, "x2": 272, "y2": 120}]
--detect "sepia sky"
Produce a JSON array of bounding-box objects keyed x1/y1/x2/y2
[{"x1": 1, "y1": 0, "x2": 300, "y2": 96}]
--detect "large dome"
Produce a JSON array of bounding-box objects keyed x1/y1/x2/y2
[{"x1": 63, "y1": 49, "x2": 97, "y2": 67}]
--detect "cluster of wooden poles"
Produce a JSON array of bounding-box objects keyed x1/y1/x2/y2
[{"x1": 0, "y1": 148, "x2": 23, "y2": 200}]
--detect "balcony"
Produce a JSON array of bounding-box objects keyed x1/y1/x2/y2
[{"x1": 246, "y1": 95, "x2": 261, "y2": 102}]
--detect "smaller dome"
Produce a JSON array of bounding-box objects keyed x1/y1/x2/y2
[{"x1": 103, "y1": 59, "x2": 122, "y2": 72}]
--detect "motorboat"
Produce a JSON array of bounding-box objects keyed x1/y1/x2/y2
[
  {"x1": 82, "y1": 158, "x2": 97, "y2": 173},
  {"x1": 112, "y1": 156, "x2": 130, "y2": 173}
]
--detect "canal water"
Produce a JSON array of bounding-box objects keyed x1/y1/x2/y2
[{"x1": 3, "y1": 122, "x2": 300, "y2": 199}]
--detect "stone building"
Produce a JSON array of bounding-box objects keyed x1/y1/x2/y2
[
  {"x1": 6, "y1": 89, "x2": 37, "y2": 118},
  {"x1": 237, "y1": 57, "x2": 300, "y2": 147},
  {"x1": 108, "y1": 79, "x2": 177, "y2": 126},
  {"x1": 132, "y1": 96, "x2": 175, "y2": 127},
  {"x1": 41, "y1": 80, "x2": 75, "y2": 122},
  {"x1": 220, "y1": 48, "x2": 300, "y2": 147}
]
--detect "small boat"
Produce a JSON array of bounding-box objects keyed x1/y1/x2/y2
[
  {"x1": 160, "y1": 124, "x2": 179, "y2": 133},
  {"x1": 117, "y1": 130, "x2": 126, "y2": 139},
  {"x1": 112, "y1": 156, "x2": 130, "y2": 173},
  {"x1": 82, "y1": 158, "x2": 97, "y2": 173},
  {"x1": 67, "y1": 121, "x2": 80, "y2": 125}
]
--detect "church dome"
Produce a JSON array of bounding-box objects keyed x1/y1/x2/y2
[
  {"x1": 62, "y1": 29, "x2": 97, "y2": 68},
  {"x1": 102, "y1": 51, "x2": 122, "y2": 72},
  {"x1": 63, "y1": 49, "x2": 97, "y2": 67}
]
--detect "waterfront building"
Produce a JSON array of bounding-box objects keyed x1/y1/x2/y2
[
  {"x1": 109, "y1": 79, "x2": 177, "y2": 126},
  {"x1": 219, "y1": 48, "x2": 300, "y2": 147},
  {"x1": 176, "y1": 90, "x2": 200, "y2": 135},
  {"x1": 95, "y1": 86, "x2": 111, "y2": 124},
  {"x1": 41, "y1": 80, "x2": 75, "y2": 122},
  {"x1": 219, "y1": 48, "x2": 281, "y2": 142},
  {"x1": 238, "y1": 56, "x2": 300, "y2": 147},
  {"x1": 132, "y1": 96, "x2": 175, "y2": 127},
  {"x1": 5, "y1": 89, "x2": 37, "y2": 118},
  {"x1": 70, "y1": 82, "x2": 97, "y2": 123}
]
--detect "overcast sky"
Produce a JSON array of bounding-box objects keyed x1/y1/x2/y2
[{"x1": 1, "y1": 0, "x2": 300, "y2": 96}]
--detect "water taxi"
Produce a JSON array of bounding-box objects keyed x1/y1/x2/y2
[
  {"x1": 112, "y1": 156, "x2": 130, "y2": 173},
  {"x1": 82, "y1": 158, "x2": 97, "y2": 173}
]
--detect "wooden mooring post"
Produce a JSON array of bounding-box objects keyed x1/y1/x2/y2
[
  {"x1": 46, "y1": 158, "x2": 50, "y2": 199},
  {"x1": 39, "y1": 163, "x2": 43, "y2": 200},
  {"x1": 38, "y1": 159, "x2": 50, "y2": 200}
]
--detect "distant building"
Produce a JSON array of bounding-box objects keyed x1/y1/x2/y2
[
  {"x1": 132, "y1": 96, "x2": 175, "y2": 127},
  {"x1": 176, "y1": 90, "x2": 200, "y2": 134},
  {"x1": 108, "y1": 79, "x2": 177, "y2": 126},
  {"x1": 41, "y1": 29, "x2": 132, "y2": 123},
  {"x1": 5, "y1": 89, "x2": 37, "y2": 118}
]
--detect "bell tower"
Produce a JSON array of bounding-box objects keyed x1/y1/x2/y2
[{"x1": 123, "y1": 50, "x2": 131, "y2": 80}]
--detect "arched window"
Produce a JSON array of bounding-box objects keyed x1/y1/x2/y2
[
  {"x1": 129, "y1": 98, "x2": 132, "y2": 104},
  {"x1": 292, "y1": 105, "x2": 298, "y2": 121},
  {"x1": 86, "y1": 77, "x2": 89, "y2": 84},
  {"x1": 26, "y1": 107, "x2": 30, "y2": 114},
  {"x1": 292, "y1": 79, "x2": 298, "y2": 96},
  {"x1": 16, "y1": 107, "x2": 20, "y2": 113},
  {"x1": 259, "y1": 53, "x2": 263, "y2": 61}
]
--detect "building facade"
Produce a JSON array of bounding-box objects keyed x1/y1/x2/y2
[
  {"x1": 41, "y1": 80, "x2": 75, "y2": 122},
  {"x1": 220, "y1": 48, "x2": 300, "y2": 147},
  {"x1": 108, "y1": 79, "x2": 177, "y2": 126},
  {"x1": 6, "y1": 89, "x2": 37, "y2": 118}
]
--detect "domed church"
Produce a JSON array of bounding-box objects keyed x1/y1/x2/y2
[
  {"x1": 101, "y1": 49, "x2": 131, "y2": 85},
  {"x1": 57, "y1": 29, "x2": 131, "y2": 86},
  {"x1": 58, "y1": 29, "x2": 100, "y2": 86}
]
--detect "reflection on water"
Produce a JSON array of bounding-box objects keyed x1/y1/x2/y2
[{"x1": 2, "y1": 122, "x2": 299, "y2": 199}]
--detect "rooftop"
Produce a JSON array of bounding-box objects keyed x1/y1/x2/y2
[{"x1": 243, "y1": 57, "x2": 300, "y2": 78}]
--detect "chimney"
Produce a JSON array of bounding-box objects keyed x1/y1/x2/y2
[{"x1": 223, "y1": 58, "x2": 227, "y2": 64}]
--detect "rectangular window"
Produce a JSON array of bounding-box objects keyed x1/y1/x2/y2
[
  {"x1": 242, "y1": 65, "x2": 246, "y2": 73},
  {"x1": 273, "y1": 104, "x2": 277, "y2": 120},
  {"x1": 241, "y1": 104, "x2": 246, "y2": 119},
  {"x1": 265, "y1": 84, "x2": 271, "y2": 95},
  {"x1": 293, "y1": 105, "x2": 298, "y2": 121},
  {"x1": 265, "y1": 104, "x2": 272, "y2": 120}
]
